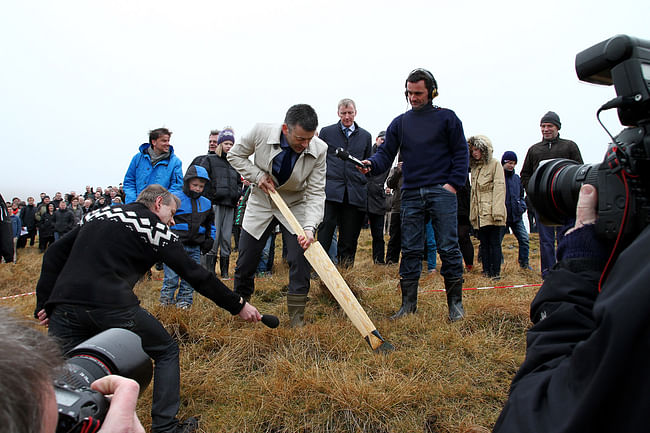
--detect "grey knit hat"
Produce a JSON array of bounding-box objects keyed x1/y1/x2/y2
[{"x1": 540, "y1": 111, "x2": 561, "y2": 129}]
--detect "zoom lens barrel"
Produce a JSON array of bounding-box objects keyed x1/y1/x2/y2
[{"x1": 528, "y1": 159, "x2": 600, "y2": 226}]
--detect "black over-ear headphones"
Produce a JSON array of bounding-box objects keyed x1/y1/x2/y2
[{"x1": 404, "y1": 68, "x2": 438, "y2": 102}]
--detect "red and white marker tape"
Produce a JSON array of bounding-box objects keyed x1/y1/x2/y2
[
  {"x1": 421, "y1": 283, "x2": 542, "y2": 294},
  {"x1": 0, "y1": 291, "x2": 36, "y2": 300}
]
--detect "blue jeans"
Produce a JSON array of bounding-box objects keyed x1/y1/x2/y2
[
  {"x1": 256, "y1": 231, "x2": 276, "y2": 273},
  {"x1": 400, "y1": 186, "x2": 463, "y2": 281},
  {"x1": 425, "y1": 220, "x2": 437, "y2": 271},
  {"x1": 161, "y1": 244, "x2": 201, "y2": 306},
  {"x1": 500, "y1": 218, "x2": 530, "y2": 267},
  {"x1": 536, "y1": 210, "x2": 574, "y2": 278},
  {"x1": 48, "y1": 304, "x2": 181, "y2": 433}
]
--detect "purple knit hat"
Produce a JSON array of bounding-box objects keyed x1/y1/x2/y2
[{"x1": 217, "y1": 128, "x2": 235, "y2": 145}]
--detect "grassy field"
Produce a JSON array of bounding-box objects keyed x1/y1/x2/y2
[{"x1": 0, "y1": 230, "x2": 542, "y2": 433}]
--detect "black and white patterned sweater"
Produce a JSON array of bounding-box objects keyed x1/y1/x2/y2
[{"x1": 34, "y1": 203, "x2": 244, "y2": 316}]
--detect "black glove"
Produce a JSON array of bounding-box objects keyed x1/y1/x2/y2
[{"x1": 201, "y1": 238, "x2": 214, "y2": 254}]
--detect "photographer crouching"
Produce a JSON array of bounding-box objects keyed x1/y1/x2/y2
[
  {"x1": 34, "y1": 184, "x2": 262, "y2": 433},
  {"x1": 494, "y1": 34, "x2": 650, "y2": 432},
  {"x1": 0, "y1": 308, "x2": 143, "y2": 433}
]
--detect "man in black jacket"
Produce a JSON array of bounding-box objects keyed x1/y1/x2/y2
[
  {"x1": 520, "y1": 111, "x2": 583, "y2": 278},
  {"x1": 34, "y1": 184, "x2": 261, "y2": 433},
  {"x1": 52, "y1": 200, "x2": 75, "y2": 240},
  {"x1": 17, "y1": 196, "x2": 37, "y2": 248},
  {"x1": 317, "y1": 98, "x2": 372, "y2": 268},
  {"x1": 366, "y1": 131, "x2": 390, "y2": 264},
  {"x1": 190, "y1": 129, "x2": 242, "y2": 277}
]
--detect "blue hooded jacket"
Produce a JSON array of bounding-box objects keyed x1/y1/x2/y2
[
  {"x1": 170, "y1": 165, "x2": 215, "y2": 246},
  {"x1": 123, "y1": 143, "x2": 184, "y2": 203}
]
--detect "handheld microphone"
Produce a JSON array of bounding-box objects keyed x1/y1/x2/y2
[
  {"x1": 261, "y1": 314, "x2": 280, "y2": 328},
  {"x1": 335, "y1": 148, "x2": 368, "y2": 168}
]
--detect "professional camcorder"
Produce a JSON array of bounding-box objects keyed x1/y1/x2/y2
[
  {"x1": 54, "y1": 328, "x2": 153, "y2": 433},
  {"x1": 528, "y1": 34, "x2": 650, "y2": 245}
]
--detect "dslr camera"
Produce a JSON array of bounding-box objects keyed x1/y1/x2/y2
[
  {"x1": 528, "y1": 34, "x2": 650, "y2": 245},
  {"x1": 54, "y1": 328, "x2": 153, "y2": 433}
]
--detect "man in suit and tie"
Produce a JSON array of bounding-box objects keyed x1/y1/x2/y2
[
  {"x1": 317, "y1": 99, "x2": 373, "y2": 268},
  {"x1": 227, "y1": 104, "x2": 327, "y2": 327}
]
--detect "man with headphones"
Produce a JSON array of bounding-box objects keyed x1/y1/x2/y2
[{"x1": 360, "y1": 69, "x2": 469, "y2": 322}]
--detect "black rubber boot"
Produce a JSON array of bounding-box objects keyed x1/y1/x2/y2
[
  {"x1": 204, "y1": 253, "x2": 217, "y2": 274},
  {"x1": 287, "y1": 293, "x2": 308, "y2": 327},
  {"x1": 444, "y1": 277, "x2": 465, "y2": 322},
  {"x1": 390, "y1": 279, "x2": 418, "y2": 319},
  {"x1": 219, "y1": 256, "x2": 230, "y2": 279}
]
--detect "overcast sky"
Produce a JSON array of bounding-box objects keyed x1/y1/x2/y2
[{"x1": 2, "y1": 0, "x2": 648, "y2": 200}]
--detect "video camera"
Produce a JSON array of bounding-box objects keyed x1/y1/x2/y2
[
  {"x1": 54, "y1": 328, "x2": 153, "y2": 433},
  {"x1": 528, "y1": 34, "x2": 650, "y2": 245}
]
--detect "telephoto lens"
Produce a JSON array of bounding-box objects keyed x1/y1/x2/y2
[
  {"x1": 55, "y1": 328, "x2": 153, "y2": 433},
  {"x1": 527, "y1": 158, "x2": 599, "y2": 226}
]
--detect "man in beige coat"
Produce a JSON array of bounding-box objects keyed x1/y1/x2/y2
[{"x1": 227, "y1": 104, "x2": 327, "y2": 326}]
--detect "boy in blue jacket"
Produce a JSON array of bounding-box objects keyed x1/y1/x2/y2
[{"x1": 160, "y1": 165, "x2": 215, "y2": 308}]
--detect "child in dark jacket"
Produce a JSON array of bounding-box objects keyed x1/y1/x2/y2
[
  {"x1": 500, "y1": 151, "x2": 531, "y2": 269},
  {"x1": 160, "y1": 165, "x2": 215, "y2": 309}
]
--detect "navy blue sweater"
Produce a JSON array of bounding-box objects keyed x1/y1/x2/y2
[{"x1": 369, "y1": 104, "x2": 469, "y2": 191}]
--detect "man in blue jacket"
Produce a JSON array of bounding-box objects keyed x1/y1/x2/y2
[
  {"x1": 361, "y1": 69, "x2": 469, "y2": 322},
  {"x1": 317, "y1": 98, "x2": 372, "y2": 268},
  {"x1": 123, "y1": 127, "x2": 184, "y2": 203}
]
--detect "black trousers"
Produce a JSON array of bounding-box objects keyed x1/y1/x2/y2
[
  {"x1": 478, "y1": 225, "x2": 502, "y2": 277},
  {"x1": 16, "y1": 228, "x2": 37, "y2": 248},
  {"x1": 367, "y1": 212, "x2": 385, "y2": 263},
  {"x1": 234, "y1": 219, "x2": 310, "y2": 297},
  {"x1": 317, "y1": 199, "x2": 365, "y2": 268},
  {"x1": 48, "y1": 304, "x2": 181, "y2": 433},
  {"x1": 457, "y1": 220, "x2": 474, "y2": 267},
  {"x1": 385, "y1": 211, "x2": 401, "y2": 264}
]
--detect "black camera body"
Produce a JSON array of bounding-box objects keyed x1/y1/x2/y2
[
  {"x1": 54, "y1": 328, "x2": 153, "y2": 433},
  {"x1": 529, "y1": 35, "x2": 650, "y2": 245}
]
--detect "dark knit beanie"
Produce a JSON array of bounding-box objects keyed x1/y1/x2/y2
[
  {"x1": 378, "y1": 130, "x2": 386, "y2": 138},
  {"x1": 218, "y1": 128, "x2": 235, "y2": 145},
  {"x1": 501, "y1": 151, "x2": 517, "y2": 165},
  {"x1": 540, "y1": 111, "x2": 561, "y2": 129}
]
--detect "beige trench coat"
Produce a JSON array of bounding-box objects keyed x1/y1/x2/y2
[{"x1": 227, "y1": 123, "x2": 327, "y2": 240}]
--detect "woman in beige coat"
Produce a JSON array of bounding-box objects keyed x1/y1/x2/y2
[{"x1": 468, "y1": 135, "x2": 506, "y2": 279}]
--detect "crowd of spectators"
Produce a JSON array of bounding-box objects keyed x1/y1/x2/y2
[
  {"x1": 5, "y1": 185, "x2": 126, "y2": 255},
  {"x1": 3, "y1": 109, "x2": 580, "y2": 291}
]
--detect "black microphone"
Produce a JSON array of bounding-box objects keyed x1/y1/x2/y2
[
  {"x1": 335, "y1": 148, "x2": 368, "y2": 168},
  {"x1": 261, "y1": 314, "x2": 279, "y2": 328}
]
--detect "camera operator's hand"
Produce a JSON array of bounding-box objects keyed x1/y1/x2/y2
[
  {"x1": 238, "y1": 302, "x2": 262, "y2": 323},
  {"x1": 566, "y1": 184, "x2": 598, "y2": 235},
  {"x1": 91, "y1": 375, "x2": 144, "y2": 433}
]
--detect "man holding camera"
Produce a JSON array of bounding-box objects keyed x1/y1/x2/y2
[
  {"x1": 494, "y1": 183, "x2": 650, "y2": 432},
  {"x1": 34, "y1": 184, "x2": 261, "y2": 433},
  {"x1": 0, "y1": 308, "x2": 144, "y2": 433},
  {"x1": 520, "y1": 111, "x2": 583, "y2": 278},
  {"x1": 496, "y1": 34, "x2": 650, "y2": 432}
]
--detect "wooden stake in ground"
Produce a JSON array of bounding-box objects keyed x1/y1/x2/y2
[{"x1": 268, "y1": 190, "x2": 394, "y2": 353}]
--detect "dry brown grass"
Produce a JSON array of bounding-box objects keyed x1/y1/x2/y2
[{"x1": 0, "y1": 231, "x2": 541, "y2": 433}]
